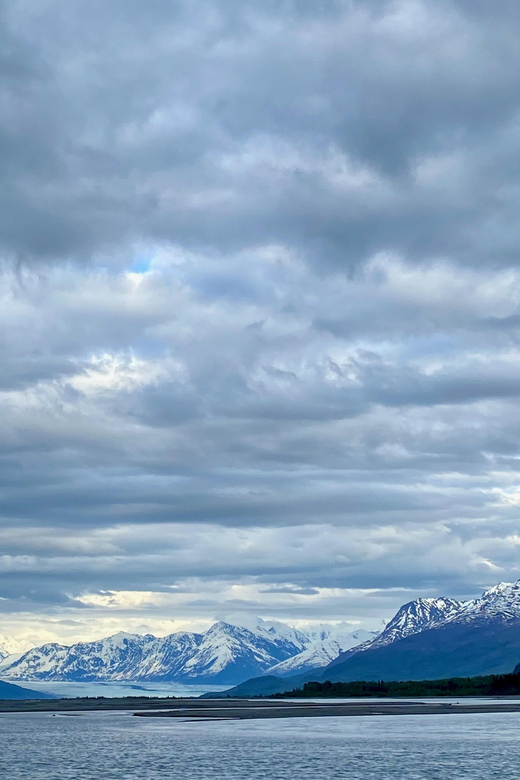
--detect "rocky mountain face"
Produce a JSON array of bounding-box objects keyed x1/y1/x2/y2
[
  {"x1": 267, "y1": 630, "x2": 377, "y2": 676},
  {"x1": 444, "y1": 581, "x2": 520, "y2": 625},
  {"x1": 373, "y1": 597, "x2": 463, "y2": 645},
  {"x1": 0, "y1": 620, "x2": 372, "y2": 685},
  {"x1": 0, "y1": 633, "x2": 156, "y2": 682},
  {"x1": 9, "y1": 579, "x2": 520, "y2": 690},
  {"x1": 327, "y1": 596, "x2": 463, "y2": 669},
  {"x1": 211, "y1": 580, "x2": 520, "y2": 697},
  {"x1": 312, "y1": 581, "x2": 520, "y2": 684}
]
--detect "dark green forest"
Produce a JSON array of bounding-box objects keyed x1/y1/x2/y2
[{"x1": 275, "y1": 673, "x2": 520, "y2": 698}]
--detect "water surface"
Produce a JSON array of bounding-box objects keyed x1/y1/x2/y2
[{"x1": 1, "y1": 710, "x2": 520, "y2": 779}]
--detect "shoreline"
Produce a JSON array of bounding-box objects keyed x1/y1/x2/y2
[
  {"x1": 133, "y1": 699, "x2": 520, "y2": 720},
  {"x1": 2, "y1": 697, "x2": 520, "y2": 718}
]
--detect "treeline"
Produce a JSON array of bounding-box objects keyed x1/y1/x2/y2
[{"x1": 274, "y1": 673, "x2": 520, "y2": 698}]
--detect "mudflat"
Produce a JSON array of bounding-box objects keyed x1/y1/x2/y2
[
  {"x1": 2, "y1": 696, "x2": 520, "y2": 718},
  {"x1": 133, "y1": 698, "x2": 520, "y2": 720}
]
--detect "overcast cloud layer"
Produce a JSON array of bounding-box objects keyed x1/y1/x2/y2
[{"x1": 2, "y1": 0, "x2": 520, "y2": 643}]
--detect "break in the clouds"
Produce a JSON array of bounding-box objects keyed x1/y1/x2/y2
[{"x1": 1, "y1": 0, "x2": 520, "y2": 643}]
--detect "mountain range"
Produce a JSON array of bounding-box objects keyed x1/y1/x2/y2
[
  {"x1": 4, "y1": 579, "x2": 520, "y2": 691},
  {"x1": 0, "y1": 620, "x2": 375, "y2": 686},
  {"x1": 214, "y1": 581, "x2": 520, "y2": 697},
  {"x1": 317, "y1": 582, "x2": 520, "y2": 685}
]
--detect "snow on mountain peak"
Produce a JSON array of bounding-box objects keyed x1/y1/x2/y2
[
  {"x1": 481, "y1": 580, "x2": 520, "y2": 603},
  {"x1": 11, "y1": 581, "x2": 520, "y2": 687},
  {"x1": 326, "y1": 596, "x2": 466, "y2": 669},
  {"x1": 447, "y1": 579, "x2": 520, "y2": 624},
  {"x1": 266, "y1": 629, "x2": 377, "y2": 676},
  {"x1": 328, "y1": 583, "x2": 520, "y2": 674},
  {"x1": 0, "y1": 618, "x2": 376, "y2": 685},
  {"x1": 223, "y1": 616, "x2": 309, "y2": 650},
  {"x1": 104, "y1": 631, "x2": 143, "y2": 646},
  {"x1": 0, "y1": 636, "x2": 36, "y2": 661},
  {"x1": 376, "y1": 597, "x2": 464, "y2": 644}
]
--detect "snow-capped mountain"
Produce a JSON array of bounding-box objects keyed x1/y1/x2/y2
[
  {"x1": 17, "y1": 580, "x2": 520, "y2": 689},
  {"x1": 179, "y1": 621, "x2": 306, "y2": 683},
  {"x1": 122, "y1": 631, "x2": 204, "y2": 680},
  {"x1": 315, "y1": 580, "x2": 520, "y2": 684},
  {"x1": 327, "y1": 597, "x2": 464, "y2": 670},
  {"x1": 225, "y1": 616, "x2": 309, "y2": 651},
  {"x1": 445, "y1": 581, "x2": 520, "y2": 626},
  {"x1": 266, "y1": 630, "x2": 377, "y2": 676},
  {"x1": 1, "y1": 633, "x2": 157, "y2": 682},
  {"x1": 212, "y1": 581, "x2": 520, "y2": 696},
  {"x1": 1, "y1": 620, "x2": 365, "y2": 685},
  {"x1": 0, "y1": 636, "x2": 35, "y2": 661},
  {"x1": 369, "y1": 597, "x2": 464, "y2": 648}
]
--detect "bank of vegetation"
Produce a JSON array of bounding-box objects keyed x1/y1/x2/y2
[{"x1": 274, "y1": 673, "x2": 520, "y2": 698}]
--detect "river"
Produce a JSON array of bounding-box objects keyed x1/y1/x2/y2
[{"x1": 1, "y1": 709, "x2": 520, "y2": 778}]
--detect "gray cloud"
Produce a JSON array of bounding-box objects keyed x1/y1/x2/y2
[
  {"x1": 2, "y1": 1, "x2": 520, "y2": 268},
  {"x1": 1, "y1": 0, "x2": 520, "y2": 640}
]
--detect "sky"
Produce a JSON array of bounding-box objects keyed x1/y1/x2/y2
[{"x1": 2, "y1": 0, "x2": 520, "y2": 645}]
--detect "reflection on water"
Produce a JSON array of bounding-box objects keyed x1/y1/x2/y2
[{"x1": 1, "y1": 711, "x2": 520, "y2": 779}]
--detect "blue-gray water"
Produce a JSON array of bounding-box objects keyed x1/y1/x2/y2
[{"x1": 2, "y1": 711, "x2": 520, "y2": 779}]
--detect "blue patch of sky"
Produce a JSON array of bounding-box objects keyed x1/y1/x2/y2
[
  {"x1": 131, "y1": 253, "x2": 154, "y2": 274},
  {"x1": 401, "y1": 333, "x2": 460, "y2": 361}
]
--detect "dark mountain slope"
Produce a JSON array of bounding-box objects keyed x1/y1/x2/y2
[
  {"x1": 326, "y1": 596, "x2": 462, "y2": 670},
  {"x1": 212, "y1": 580, "x2": 520, "y2": 697},
  {"x1": 213, "y1": 620, "x2": 520, "y2": 697},
  {"x1": 0, "y1": 680, "x2": 55, "y2": 699},
  {"x1": 317, "y1": 620, "x2": 520, "y2": 683},
  {"x1": 201, "y1": 675, "x2": 289, "y2": 698}
]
